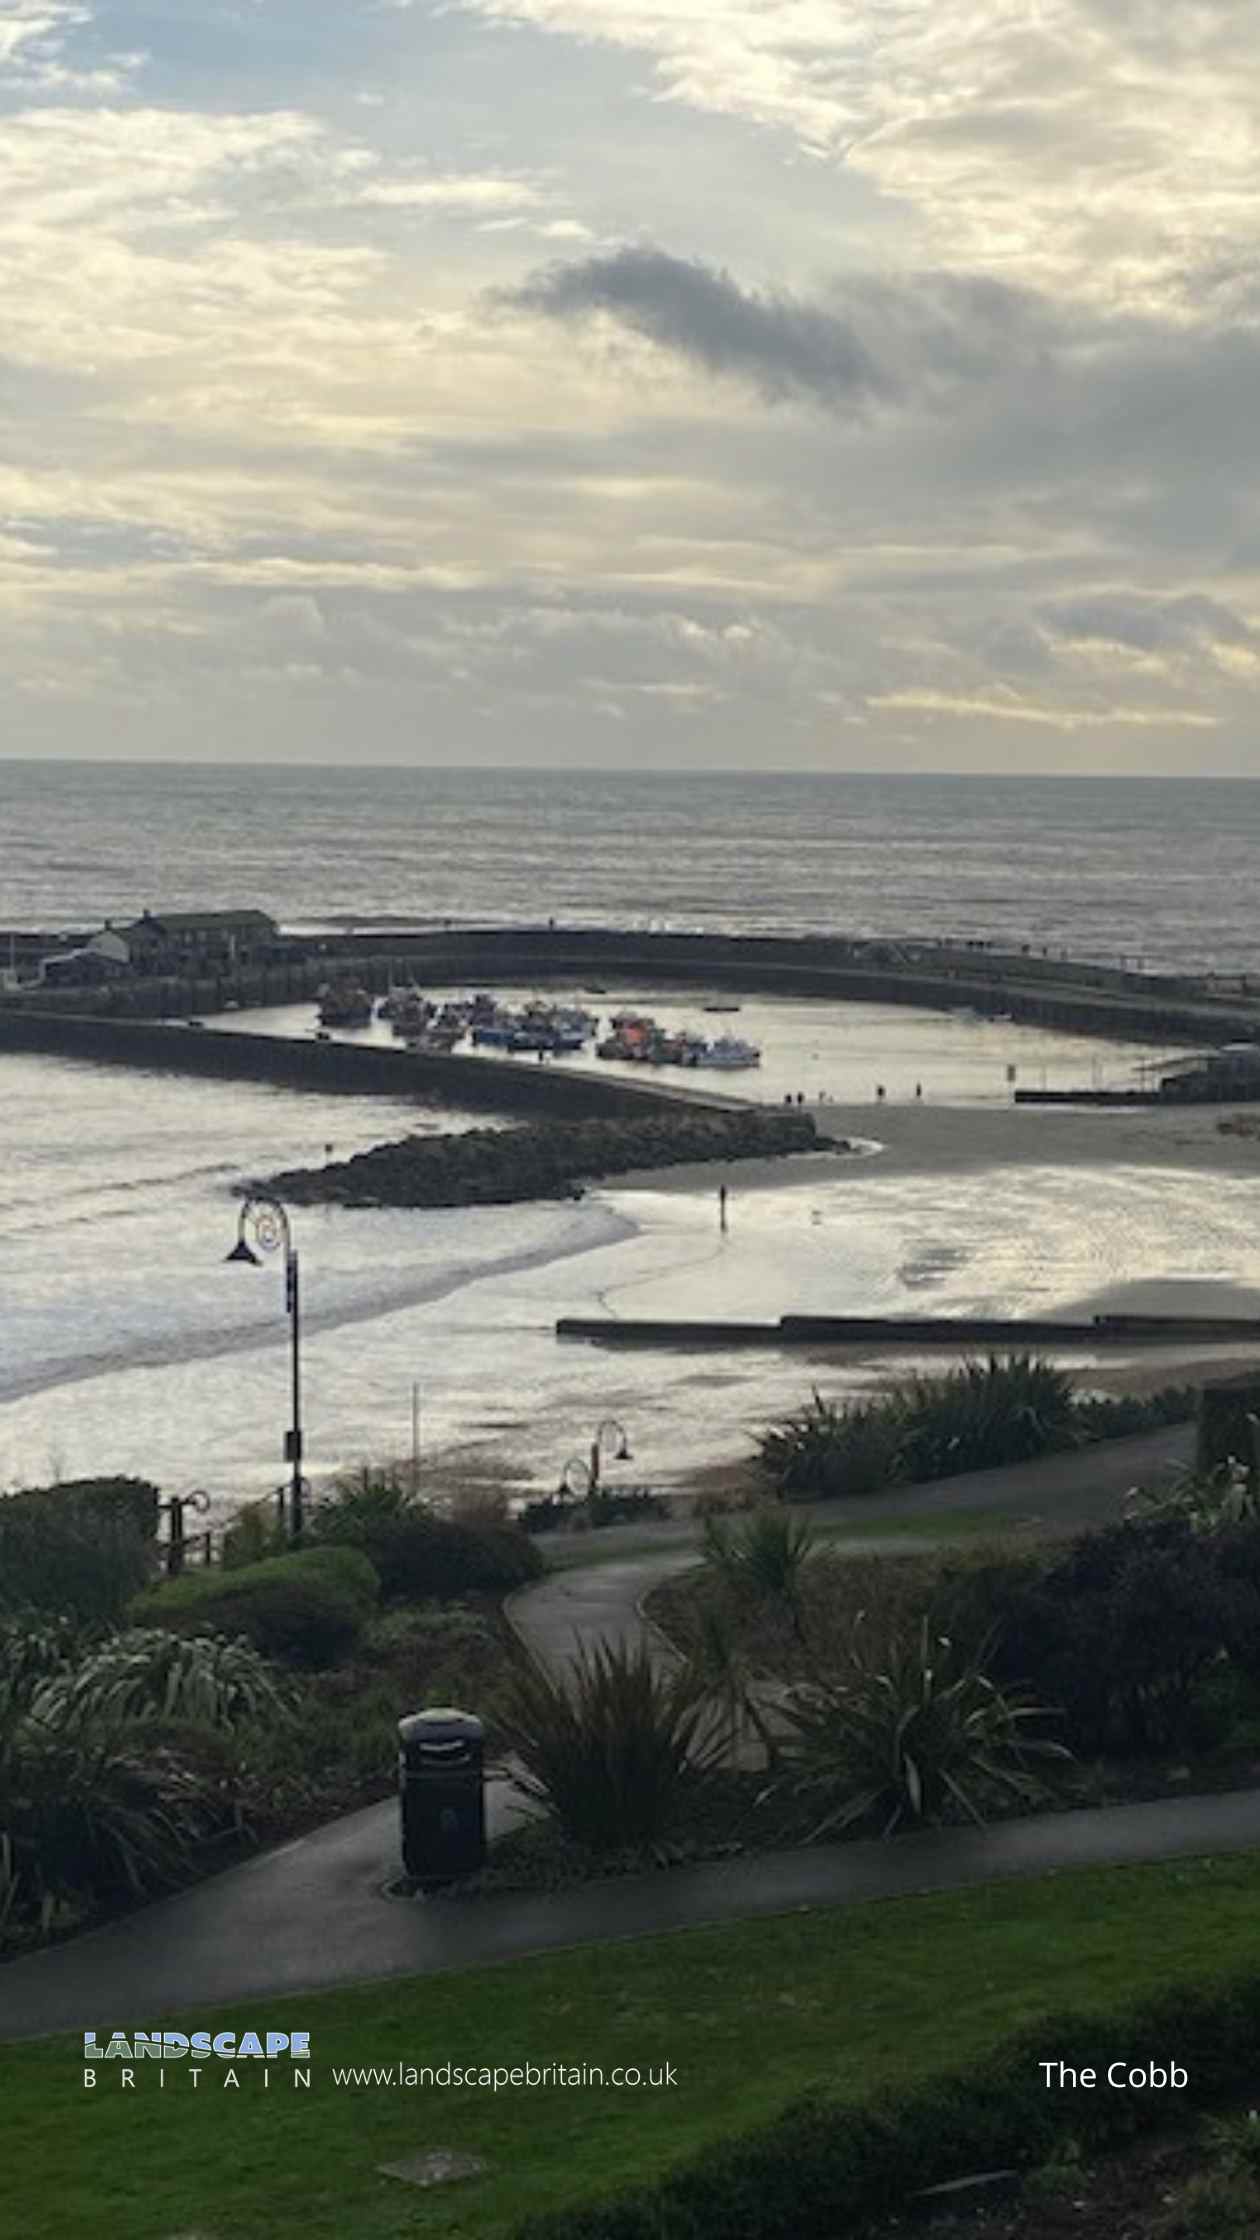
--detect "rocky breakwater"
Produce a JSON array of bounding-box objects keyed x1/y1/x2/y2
[{"x1": 267, "y1": 1107, "x2": 827, "y2": 1210}]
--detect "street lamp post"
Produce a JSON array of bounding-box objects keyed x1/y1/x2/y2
[
  {"x1": 226, "y1": 1192, "x2": 305, "y2": 1539},
  {"x1": 589, "y1": 1415, "x2": 632, "y2": 1493}
]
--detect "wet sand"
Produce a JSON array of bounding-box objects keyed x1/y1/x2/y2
[{"x1": 612, "y1": 1097, "x2": 1260, "y2": 1195}]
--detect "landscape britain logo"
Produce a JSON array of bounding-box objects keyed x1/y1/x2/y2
[{"x1": 83, "y1": 2028, "x2": 312, "y2": 2091}]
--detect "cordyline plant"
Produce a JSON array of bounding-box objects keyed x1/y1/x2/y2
[
  {"x1": 1125, "y1": 1457, "x2": 1260, "y2": 1537},
  {"x1": 496, "y1": 1639, "x2": 726, "y2": 1852},
  {"x1": 27, "y1": 1628, "x2": 297, "y2": 1733},
  {"x1": 701, "y1": 1507, "x2": 817, "y2": 1636},
  {"x1": 1, "y1": 1626, "x2": 297, "y2": 1936},
  {"x1": 777, "y1": 1614, "x2": 1071, "y2": 1839}
]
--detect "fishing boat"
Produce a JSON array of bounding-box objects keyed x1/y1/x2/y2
[
  {"x1": 317, "y1": 978, "x2": 373, "y2": 1028},
  {"x1": 701, "y1": 1035, "x2": 762, "y2": 1070}
]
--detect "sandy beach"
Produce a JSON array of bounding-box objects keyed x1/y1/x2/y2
[{"x1": 612, "y1": 1096, "x2": 1260, "y2": 1194}]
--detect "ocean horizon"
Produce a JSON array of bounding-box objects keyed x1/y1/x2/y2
[{"x1": 4, "y1": 760, "x2": 1260, "y2": 974}]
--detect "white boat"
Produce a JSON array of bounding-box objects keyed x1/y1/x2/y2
[{"x1": 702, "y1": 1036, "x2": 762, "y2": 1070}]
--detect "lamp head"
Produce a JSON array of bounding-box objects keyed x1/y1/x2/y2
[{"x1": 225, "y1": 1237, "x2": 262, "y2": 1267}]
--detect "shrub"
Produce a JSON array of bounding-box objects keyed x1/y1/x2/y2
[
  {"x1": 1126, "y1": 1459, "x2": 1260, "y2": 1536},
  {"x1": 133, "y1": 1546, "x2": 379, "y2": 1668},
  {"x1": 1197, "y1": 1375, "x2": 1260, "y2": 1481},
  {"x1": 0, "y1": 1617, "x2": 79, "y2": 1712},
  {"x1": 0, "y1": 1622, "x2": 290, "y2": 1932},
  {"x1": 520, "y1": 1496, "x2": 569, "y2": 1535},
  {"x1": 777, "y1": 1615, "x2": 1069, "y2": 1837},
  {"x1": 0, "y1": 1493, "x2": 153, "y2": 1626},
  {"x1": 29, "y1": 1629, "x2": 296, "y2": 1733},
  {"x1": 891, "y1": 1354, "x2": 1077, "y2": 1481},
  {"x1": 221, "y1": 1499, "x2": 288, "y2": 1570},
  {"x1": 702, "y1": 1508, "x2": 817, "y2": 1614},
  {"x1": 756, "y1": 1357, "x2": 1080, "y2": 1502},
  {"x1": 979, "y1": 1518, "x2": 1243, "y2": 1756},
  {"x1": 496, "y1": 1640, "x2": 724, "y2": 1851},
  {"x1": 756, "y1": 1392, "x2": 901, "y2": 1501},
  {"x1": 309, "y1": 1477, "x2": 541, "y2": 1601},
  {"x1": 585, "y1": 1489, "x2": 670, "y2": 1528},
  {"x1": 1, "y1": 1717, "x2": 227, "y2": 1916},
  {"x1": 1073, "y1": 1386, "x2": 1195, "y2": 1440},
  {"x1": 513, "y1": 1976, "x2": 1260, "y2": 2240}
]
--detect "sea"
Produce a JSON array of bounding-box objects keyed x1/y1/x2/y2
[
  {"x1": 4, "y1": 759, "x2": 1260, "y2": 1510},
  {"x1": 5, "y1": 760, "x2": 1260, "y2": 972}
]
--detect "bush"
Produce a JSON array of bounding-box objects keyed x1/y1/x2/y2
[
  {"x1": 1074, "y1": 1386, "x2": 1195, "y2": 1441},
  {"x1": 756, "y1": 1392, "x2": 902, "y2": 1500},
  {"x1": 757, "y1": 1361, "x2": 1191, "y2": 1504},
  {"x1": 702, "y1": 1508, "x2": 817, "y2": 1619},
  {"x1": 513, "y1": 1975, "x2": 1260, "y2": 2240},
  {"x1": 133, "y1": 1546, "x2": 379, "y2": 1668},
  {"x1": 1197, "y1": 1375, "x2": 1260, "y2": 1480},
  {"x1": 221, "y1": 1499, "x2": 288, "y2": 1570},
  {"x1": 777, "y1": 1615, "x2": 1069, "y2": 1837},
  {"x1": 28, "y1": 1629, "x2": 296, "y2": 1733},
  {"x1": 585, "y1": 1489, "x2": 670, "y2": 1528},
  {"x1": 0, "y1": 1493, "x2": 153, "y2": 1626},
  {"x1": 0, "y1": 1620, "x2": 294, "y2": 1935},
  {"x1": 496, "y1": 1640, "x2": 724, "y2": 1851},
  {"x1": 891, "y1": 1355, "x2": 1078, "y2": 1481},
  {"x1": 1, "y1": 1716, "x2": 228, "y2": 1918},
  {"x1": 308, "y1": 1476, "x2": 541, "y2": 1601},
  {"x1": 976, "y1": 1518, "x2": 1246, "y2": 1756}
]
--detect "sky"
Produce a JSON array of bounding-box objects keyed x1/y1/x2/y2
[{"x1": 2, "y1": 1, "x2": 1260, "y2": 772}]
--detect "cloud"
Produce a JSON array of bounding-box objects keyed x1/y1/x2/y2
[
  {"x1": 868, "y1": 689, "x2": 1221, "y2": 733},
  {"x1": 460, "y1": 1, "x2": 1260, "y2": 315},
  {"x1": 506, "y1": 246, "x2": 893, "y2": 407},
  {"x1": 357, "y1": 174, "x2": 547, "y2": 213},
  {"x1": 1040, "y1": 590, "x2": 1258, "y2": 657}
]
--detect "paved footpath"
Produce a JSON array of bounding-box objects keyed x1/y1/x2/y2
[{"x1": 8, "y1": 1420, "x2": 1253, "y2": 2047}]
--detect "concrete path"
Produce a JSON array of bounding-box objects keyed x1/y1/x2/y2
[{"x1": 2, "y1": 1421, "x2": 1240, "y2": 2047}]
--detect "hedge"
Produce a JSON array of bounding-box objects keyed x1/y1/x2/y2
[
  {"x1": 514, "y1": 1973, "x2": 1260, "y2": 2239},
  {"x1": 0, "y1": 1479, "x2": 160, "y2": 1625},
  {"x1": 133, "y1": 1545, "x2": 379, "y2": 1668},
  {"x1": 311, "y1": 1505, "x2": 542, "y2": 1602}
]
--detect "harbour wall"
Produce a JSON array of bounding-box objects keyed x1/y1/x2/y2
[
  {"x1": 6, "y1": 926, "x2": 1260, "y2": 1052},
  {"x1": 312, "y1": 929, "x2": 1260, "y2": 1050},
  {"x1": 0, "y1": 1009, "x2": 690, "y2": 1119}
]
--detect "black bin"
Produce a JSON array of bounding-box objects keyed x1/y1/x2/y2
[{"x1": 398, "y1": 1708, "x2": 486, "y2": 1886}]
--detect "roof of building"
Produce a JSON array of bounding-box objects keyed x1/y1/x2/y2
[{"x1": 123, "y1": 909, "x2": 278, "y2": 937}]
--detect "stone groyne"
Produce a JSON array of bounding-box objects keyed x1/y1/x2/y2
[
  {"x1": 557, "y1": 1310, "x2": 1260, "y2": 1349},
  {"x1": 268, "y1": 1108, "x2": 823, "y2": 1209},
  {"x1": 0, "y1": 1009, "x2": 686, "y2": 1119}
]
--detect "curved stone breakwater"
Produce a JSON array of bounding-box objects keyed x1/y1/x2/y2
[{"x1": 266, "y1": 1107, "x2": 826, "y2": 1210}]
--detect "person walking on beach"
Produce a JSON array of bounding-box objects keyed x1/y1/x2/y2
[{"x1": 718, "y1": 1184, "x2": 728, "y2": 1233}]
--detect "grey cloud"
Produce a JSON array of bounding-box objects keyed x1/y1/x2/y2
[
  {"x1": 503, "y1": 246, "x2": 894, "y2": 408},
  {"x1": 1041, "y1": 591, "x2": 1256, "y2": 653},
  {"x1": 504, "y1": 245, "x2": 1082, "y2": 414}
]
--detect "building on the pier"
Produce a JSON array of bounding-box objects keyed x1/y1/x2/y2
[
  {"x1": 40, "y1": 941, "x2": 130, "y2": 988},
  {"x1": 118, "y1": 909, "x2": 280, "y2": 975}
]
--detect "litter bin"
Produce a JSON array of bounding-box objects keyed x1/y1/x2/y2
[{"x1": 398, "y1": 1707, "x2": 486, "y2": 1886}]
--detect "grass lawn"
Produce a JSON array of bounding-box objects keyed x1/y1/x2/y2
[{"x1": 7, "y1": 1851, "x2": 1260, "y2": 2239}]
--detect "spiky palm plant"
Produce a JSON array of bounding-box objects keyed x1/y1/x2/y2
[
  {"x1": 702, "y1": 1507, "x2": 817, "y2": 1618},
  {"x1": 778, "y1": 1614, "x2": 1070, "y2": 1838},
  {"x1": 497, "y1": 1639, "x2": 725, "y2": 1851}
]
